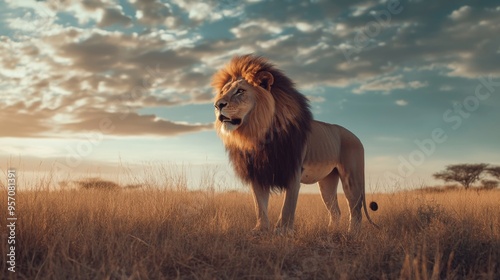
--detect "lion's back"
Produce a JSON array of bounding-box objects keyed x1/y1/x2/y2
[{"x1": 304, "y1": 121, "x2": 363, "y2": 166}]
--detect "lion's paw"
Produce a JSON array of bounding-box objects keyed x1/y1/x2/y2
[{"x1": 274, "y1": 227, "x2": 294, "y2": 237}]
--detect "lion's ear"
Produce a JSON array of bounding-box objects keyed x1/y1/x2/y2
[{"x1": 255, "y1": 71, "x2": 274, "y2": 91}]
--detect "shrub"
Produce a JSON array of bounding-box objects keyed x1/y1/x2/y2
[
  {"x1": 76, "y1": 178, "x2": 121, "y2": 190},
  {"x1": 480, "y1": 179, "x2": 499, "y2": 190}
]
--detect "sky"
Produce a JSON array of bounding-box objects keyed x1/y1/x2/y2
[{"x1": 0, "y1": 0, "x2": 499, "y2": 192}]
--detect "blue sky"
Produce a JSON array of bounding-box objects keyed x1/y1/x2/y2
[{"x1": 0, "y1": 0, "x2": 499, "y2": 191}]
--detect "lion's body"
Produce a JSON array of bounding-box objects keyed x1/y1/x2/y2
[
  {"x1": 302, "y1": 122, "x2": 362, "y2": 185},
  {"x1": 212, "y1": 54, "x2": 377, "y2": 233}
]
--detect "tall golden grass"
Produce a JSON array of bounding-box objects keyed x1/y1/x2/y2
[{"x1": 2, "y1": 182, "x2": 499, "y2": 279}]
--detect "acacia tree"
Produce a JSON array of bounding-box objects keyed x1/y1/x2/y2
[
  {"x1": 487, "y1": 166, "x2": 500, "y2": 180},
  {"x1": 433, "y1": 163, "x2": 489, "y2": 189}
]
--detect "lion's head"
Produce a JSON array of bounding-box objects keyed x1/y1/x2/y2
[
  {"x1": 212, "y1": 55, "x2": 309, "y2": 152},
  {"x1": 213, "y1": 75, "x2": 274, "y2": 136},
  {"x1": 212, "y1": 54, "x2": 312, "y2": 189}
]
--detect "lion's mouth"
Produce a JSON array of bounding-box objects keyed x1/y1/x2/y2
[{"x1": 218, "y1": 115, "x2": 242, "y2": 125}]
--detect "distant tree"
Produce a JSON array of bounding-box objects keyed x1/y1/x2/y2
[
  {"x1": 433, "y1": 163, "x2": 489, "y2": 189},
  {"x1": 76, "y1": 178, "x2": 120, "y2": 190},
  {"x1": 487, "y1": 166, "x2": 500, "y2": 180},
  {"x1": 480, "y1": 179, "x2": 499, "y2": 190}
]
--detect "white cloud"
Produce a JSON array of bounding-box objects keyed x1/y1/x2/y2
[
  {"x1": 353, "y1": 75, "x2": 429, "y2": 94},
  {"x1": 188, "y1": 3, "x2": 213, "y2": 21},
  {"x1": 306, "y1": 95, "x2": 326, "y2": 103},
  {"x1": 169, "y1": 0, "x2": 243, "y2": 24},
  {"x1": 258, "y1": 34, "x2": 293, "y2": 49},
  {"x1": 409, "y1": 81, "x2": 428, "y2": 89},
  {"x1": 395, "y1": 99, "x2": 408, "y2": 106},
  {"x1": 450, "y1": 5, "x2": 471, "y2": 21},
  {"x1": 132, "y1": 0, "x2": 176, "y2": 26},
  {"x1": 353, "y1": 75, "x2": 405, "y2": 94},
  {"x1": 296, "y1": 22, "x2": 315, "y2": 33},
  {"x1": 230, "y1": 21, "x2": 284, "y2": 38}
]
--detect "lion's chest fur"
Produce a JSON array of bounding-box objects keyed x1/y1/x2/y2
[{"x1": 227, "y1": 119, "x2": 310, "y2": 190}]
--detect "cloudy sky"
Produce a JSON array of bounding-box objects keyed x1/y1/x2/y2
[{"x1": 1, "y1": 0, "x2": 499, "y2": 191}]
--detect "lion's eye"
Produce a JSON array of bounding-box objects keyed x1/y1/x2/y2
[{"x1": 235, "y1": 89, "x2": 245, "y2": 96}]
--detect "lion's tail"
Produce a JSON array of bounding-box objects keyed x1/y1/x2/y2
[{"x1": 363, "y1": 193, "x2": 380, "y2": 229}]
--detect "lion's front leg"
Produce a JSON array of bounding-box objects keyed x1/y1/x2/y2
[
  {"x1": 275, "y1": 173, "x2": 301, "y2": 234},
  {"x1": 250, "y1": 182, "x2": 270, "y2": 232}
]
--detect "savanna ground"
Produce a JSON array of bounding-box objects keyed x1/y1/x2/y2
[{"x1": 1, "y1": 179, "x2": 500, "y2": 279}]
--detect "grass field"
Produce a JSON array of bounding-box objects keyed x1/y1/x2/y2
[{"x1": 2, "y1": 183, "x2": 499, "y2": 279}]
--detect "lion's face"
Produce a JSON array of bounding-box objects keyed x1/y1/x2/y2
[
  {"x1": 212, "y1": 67, "x2": 276, "y2": 150},
  {"x1": 214, "y1": 79, "x2": 257, "y2": 133}
]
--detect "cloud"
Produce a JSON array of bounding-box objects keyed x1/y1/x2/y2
[
  {"x1": 0, "y1": 100, "x2": 212, "y2": 138},
  {"x1": 408, "y1": 81, "x2": 428, "y2": 89},
  {"x1": 0, "y1": 26, "x2": 212, "y2": 138},
  {"x1": 5, "y1": 0, "x2": 131, "y2": 29},
  {"x1": 395, "y1": 99, "x2": 408, "y2": 106},
  {"x1": 306, "y1": 95, "x2": 326, "y2": 103},
  {"x1": 295, "y1": 22, "x2": 316, "y2": 33},
  {"x1": 353, "y1": 75, "x2": 428, "y2": 94},
  {"x1": 170, "y1": 0, "x2": 243, "y2": 24},
  {"x1": 450, "y1": 6, "x2": 471, "y2": 20},
  {"x1": 2, "y1": 0, "x2": 500, "y2": 140},
  {"x1": 99, "y1": 8, "x2": 132, "y2": 27},
  {"x1": 0, "y1": 102, "x2": 53, "y2": 137},
  {"x1": 131, "y1": 0, "x2": 180, "y2": 27},
  {"x1": 61, "y1": 110, "x2": 213, "y2": 137}
]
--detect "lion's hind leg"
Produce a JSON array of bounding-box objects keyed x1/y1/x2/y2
[
  {"x1": 318, "y1": 169, "x2": 341, "y2": 230},
  {"x1": 339, "y1": 169, "x2": 364, "y2": 233}
]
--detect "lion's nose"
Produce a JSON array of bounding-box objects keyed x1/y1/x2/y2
[{"x1": 215, "y1": 100, "x2": 227, "y2": 110}]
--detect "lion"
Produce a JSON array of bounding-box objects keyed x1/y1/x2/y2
[{"x1": 212, "y1": 54, "x2": 378, "y2": 233}]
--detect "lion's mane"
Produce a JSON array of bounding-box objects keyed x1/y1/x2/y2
[{"x1": 212, "y1": 55, "x2": 313, "y2": 191}]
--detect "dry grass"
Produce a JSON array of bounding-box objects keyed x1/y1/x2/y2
[{"x1": 2, "y1": 186, "x2": 499, "y2": 279}]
